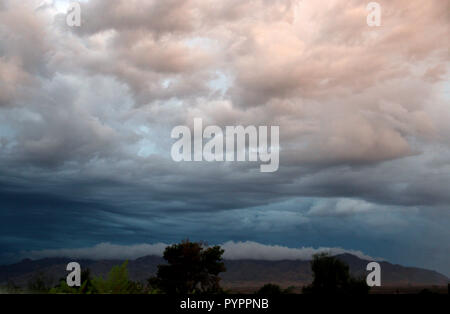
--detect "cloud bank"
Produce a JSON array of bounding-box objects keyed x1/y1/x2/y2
[{"x1": 19, "y1": 241, "x2": 377, "y2": 262}]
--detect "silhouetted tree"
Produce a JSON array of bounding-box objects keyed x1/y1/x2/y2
[
  {"x1": 148, "y1": 240, "x2": 226, "y2": 294},
  {"x1": 255, "y1": 283, "x2": 283, "y2": 294},
  {"x1": 302, "y1": 253, "x2": 369, "y2": 295},
  {"x1": 79, "y1": 268, "x2": 97, "y2": 293},
  {"x1": 255, "y1": 283, "x2": 296, "y2": 294},
  {"x1": 27, "y1": 272, "x2": 52, "y2": 293}
]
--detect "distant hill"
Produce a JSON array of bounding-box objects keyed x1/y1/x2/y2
[{"x1": 0, "y1": 254, "x2": 447, "y2": 289}]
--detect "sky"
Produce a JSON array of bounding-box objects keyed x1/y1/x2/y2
[{"x1": 0, "y1": 0, "x2": 449, "y2": 276}]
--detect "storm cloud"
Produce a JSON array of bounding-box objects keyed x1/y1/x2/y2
[{"x1": 0, "y1": 0, "x2": 449, "y2": 275}]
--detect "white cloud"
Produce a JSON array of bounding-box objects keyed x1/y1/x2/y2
[
  {"x1": 19, "y1": 241, "x2": 380, "y2": 261},
  {"x1": 307, "y1": 198, "x2": 375, "y2": 217},
  {"x1": 221, "y1": 241, "x2": 378, "y2": 261}
]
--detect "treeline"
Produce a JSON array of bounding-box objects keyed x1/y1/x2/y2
[{"x1": 1, "y1": 240, "x2": 371, "y2": 294}]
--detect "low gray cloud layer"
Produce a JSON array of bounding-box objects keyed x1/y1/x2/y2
[{"x1": 18, "y1": 241, "x2": 378, "y2": 261}]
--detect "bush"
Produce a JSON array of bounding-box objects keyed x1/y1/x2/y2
[{"x1": 91, "y1": 261, "x2": 142, "y2": 294}]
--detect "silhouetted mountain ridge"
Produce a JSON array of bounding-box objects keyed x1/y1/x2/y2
[{"x1": 0, "y1": 253, "x2": 447, "y2": 288}]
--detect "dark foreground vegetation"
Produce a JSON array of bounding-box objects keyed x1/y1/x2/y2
[{"x1": 0, "y1": 240, "x2": 445, "y2": 294}]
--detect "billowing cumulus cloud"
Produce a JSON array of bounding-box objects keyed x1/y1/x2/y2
[{"x1": 0, "y1": 0, "x2": 449, "y2": 276}]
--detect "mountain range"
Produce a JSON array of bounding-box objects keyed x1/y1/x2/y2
[{"x1": 0, "y1": 253, "x2": 447, "y2": 289}]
